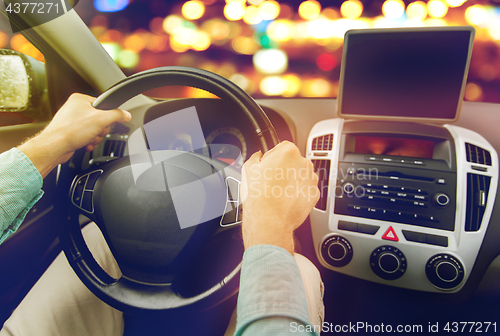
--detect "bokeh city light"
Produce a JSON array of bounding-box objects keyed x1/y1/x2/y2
[{"x1": 2, "y1": 0, "x2": 500, "y2": 103}]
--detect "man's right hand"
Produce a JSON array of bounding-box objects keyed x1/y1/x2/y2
[{"x1": 240, "y1": 141, "x2": 320, "y2": 254}]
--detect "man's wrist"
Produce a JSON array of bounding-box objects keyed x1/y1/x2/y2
[
  {"x1": 18, "y1": 132, "x2": 67, "y2": 179},
  {"x1": 242, "y1": 227, "x2": 295, "y2": 254}
]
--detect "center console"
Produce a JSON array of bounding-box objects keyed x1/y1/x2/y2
[
  {"x1": 307, "y1": 119, "x2": 497, "y2": 292},
  {"x1": 307, "y1": 26, "x2": 497, "y2": 293}
]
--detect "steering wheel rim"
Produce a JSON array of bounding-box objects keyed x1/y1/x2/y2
[{"x1": 57, "y1": 66, "x2": 279, "y2": 314}]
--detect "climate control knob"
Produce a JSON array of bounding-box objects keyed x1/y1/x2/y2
[
  {"x1": 433, "y1": 192, "x2": 450, "y2": 207},
  {"x1": 426, "y1": 254, "x2": 464, "y2": 290},
  {"x1": 370, "y1": 245, "x2": 407, "y2": 280},
  {"x1": 321, "y1": 236, "x2": 353, "y2": 267}
]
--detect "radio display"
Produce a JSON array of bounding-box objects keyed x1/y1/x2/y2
[{"x1": 354, "y1": 136, "x2": 434, "y2": 159}]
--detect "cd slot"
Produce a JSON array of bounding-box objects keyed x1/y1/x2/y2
[{"x1": 356, "y1": 170, "x2": 434, "y2": 183}]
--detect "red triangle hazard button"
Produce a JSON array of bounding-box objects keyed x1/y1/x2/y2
[{"x1": 382, "y1": 226, "x2": 399, "y2": 242}]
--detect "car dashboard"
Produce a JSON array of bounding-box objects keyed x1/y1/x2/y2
[{"x1": 92, "y1": 97, "x2": 500, "y2": 298}]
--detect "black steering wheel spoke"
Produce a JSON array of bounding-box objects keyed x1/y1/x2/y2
[{"x1": 57, "y1": 66, "x2": 278, "y2": 313}]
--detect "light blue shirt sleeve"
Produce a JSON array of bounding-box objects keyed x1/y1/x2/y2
[
  {"x1": 0, "y1": 148, "x2": 44, "y2": 245},
  {"x1": 235, "y1": 245, "x2": 319, "y2": 336}
]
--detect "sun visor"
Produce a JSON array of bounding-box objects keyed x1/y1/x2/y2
[{"x1": 337, "y1": 26, "x2": 475, "y2": 124}]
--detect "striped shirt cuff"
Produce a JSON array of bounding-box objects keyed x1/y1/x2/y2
[
  {"x1": 235, "y1": 245, "x2": 314, "y2": 335},
  {"x1": 0, "y1": 148, "x2": 44, "y2": 244}
]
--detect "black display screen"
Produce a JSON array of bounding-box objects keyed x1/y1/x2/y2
[
  {"x1": 339, "y1": 29, "x2": 472, "y2": 120},
  {"x1": 354, "y1": 135, "x2": 434, "y2": 159}
]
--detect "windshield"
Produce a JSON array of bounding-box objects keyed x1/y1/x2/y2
[{"x1": 1, "y1": 0, "x2": 499, "y2": 103}]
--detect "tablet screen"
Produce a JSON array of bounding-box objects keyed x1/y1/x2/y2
[{"x1": 338, "y1": 28, "x2": 473, "y2": 122}]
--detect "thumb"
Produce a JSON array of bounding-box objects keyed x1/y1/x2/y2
[
  {"x1": 240, "y1": 150, "x2": 262, "y2": 203},
  {"x1": 96, "y1": 108, "x2": 132, "y2": 127},
  {"x1": 246, "y1": 150, "x2": 262, "y2": 165}
]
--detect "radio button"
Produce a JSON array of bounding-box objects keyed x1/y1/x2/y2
[
  {"x1": 409, "y1": 188, "x2": 428, "y2": 194},
  {"x1": 413, "y1": 194, "x2": 427, "y2": 200},
  {"x1": 362, "y1": 182, "x2": 376, "y2": 188},
  {"x1": 348, "y1": 204, "x2": 365, "y2": 212},
  {"x1": 338, "y1": 220, "x2": 357, "y2": 232},
  {"x1": 357, "y1": 223, "x2": 380, "y2": 235},
  {"x1": 395, "y1": 211, "x2": 411, "y2": 218},
  {"x1": 426, "y1": 234, "x2": 448, "y2": 247},
  {"x1": 402, "y1": 230, "x2": 426, "y2": 243}
]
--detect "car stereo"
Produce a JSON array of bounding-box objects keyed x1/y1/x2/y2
[
  {"x1": 307, "y1": 27, "x2": 497, "y2": 293},
  {"x1": 307, "y1": 119, "x2": 497, "y2": 293}
]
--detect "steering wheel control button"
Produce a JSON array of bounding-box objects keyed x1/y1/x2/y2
[
  {"x1": 221, "y1": 202, "x2": 238, "y2": 225},
  {"x1": 226, "y1": 177, "x2": 240, "y2": 201},
  {"x1": 82, "y1": 191, "x2": 94, "y2": 213},
  {"x1": 86, "y1": 171, "x2": 102, "y2": 190},
  {"x1": 71, "y1": 170, "x2": 103, "y2": 213},
  {"x1": 433, "y1": 192, "x2": 450, "y2": 207},
  {"x1": 426, "y1": 254, "x2": 465, "y2": 290},
  {"x1": 220, "y1": 177, "x2": 242, "y2": 227},
  {"x1": 382, "y1": 226, "x2": 399, "y2": 242},
  {"x1": 370, "y1": 245, "x2": 407, "y2": 280},
  {"x1": 321, "y1": 236, "x2": 353, "y2": 267},
  {"x1": 72, "y1": 175, "x2": 87, "y2": 206}
]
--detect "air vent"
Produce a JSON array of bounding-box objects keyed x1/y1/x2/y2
[
  {"x1": 466, "y1": 143, "x2": 492, "y2": 166},
  {"x1": 465, "y1": 173, "x2": 491, "y2": 231},
  {"x1": 312, "y1": 134, "x2": 334, "y2": 151},
  {"x1": 110, "y1": 123, "x2": 131, "y2": 135},
  {"x1": 312, "y1": 159, "x2": 331, "y2": 210},
  {"x1": 103, "y1": 140, "x2": 126, "y2": 158}
]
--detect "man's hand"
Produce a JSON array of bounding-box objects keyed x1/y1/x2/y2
[
  {"x1": 18, "y1": 93, "x2": 131, "y2": 178},
  {"x1": 240, "y1": 141, "x2": 320, "y2": 254}
]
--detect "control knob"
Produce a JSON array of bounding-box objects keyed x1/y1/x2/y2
[
  {"x1": 426, "y1": 254, "x2": 464, "y2": 290},
  {"x1": 342, "y1": 182, "x2": 356, "y2": 196},
  {"x1": 321, "y1": 236, "x2": 353, "y2": 267},
  {"x1": 370, "y1": 245, "x2": 407, "y2": 280},
  {"x1": 433, "y1": 192, "x2": 450, "y2": 207}
]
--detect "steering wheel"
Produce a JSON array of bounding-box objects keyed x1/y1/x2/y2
[{"x1": 56, "y1": 66, "x2": 279, "y2": 313}]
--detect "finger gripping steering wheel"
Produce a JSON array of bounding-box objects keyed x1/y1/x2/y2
[{"x1": 57, "y1": 66, "x2": 279, "y2": 313}]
